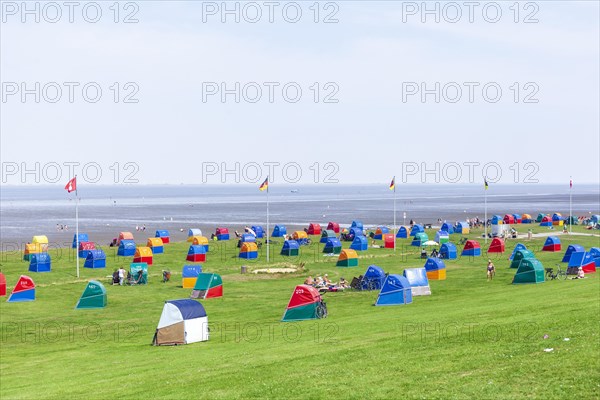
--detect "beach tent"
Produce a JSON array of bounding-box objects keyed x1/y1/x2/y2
[
  {"x1": 455, "y1": 222, "x2": 470, "y2": 234},
  {"x1": 84, "y1": 249, "x2": 106, "y2": 269},
  {"x1": 487, "y1": 238, "x2": 505, "y2": 254},
  {"x1": 323, "y1": 238, "x2": 342, "y2": 254},
  {"x1": 351, "y1": 220, "x2": 364, "y2": 230},
  {"x1": 282, "y1": 285, "x2": 326, "y2": 322},
  {"x1": 384, "y1": 234, "x2": 395, "y2": 249},
  {"x1": 540, "y1": 216, "x2": 553, "y2": 227},
  {"x1": 440, "y1": 243, "x2": 457, "y2": 260},
  {"x1": 281, "y1": 240, "x2": 300, "y2": 256},
  {"x1": 589, "y1": 248, "x2": 600, "y2": 267},
  {"x1": 462, "y1": 240, "x2": 481, "y2": 256},
  {"x1": 552, "y1": 213, "x2": 564, "y2": 226},
  {"x1": 133, "y1": 247, "x2": 153, "y2": 265},
  {"x1": 320, "y1": 230, "x2": 337, "y2": 244},
  {"x1": 361, "y1": 265, "x2": 386, "y2": 290},
  {"x1": 192, "y1": 236, "x2": 209, "y2": 252},
  {"x1": 78, "y1": 241, "x2": 96, "y2": 258},
  {"x1": 152, "y1": 299, "x2": 209, "y2": 345},
  {"x1": 397, "y1": 226, "x2": 409, "y2": 238},
  {"x1": 186, "y1": 245, "x2": 207, "y2": 262},
  {"x1": 251, "y1": 226, "x2": 264, "y2": 238},
  {"x1": 307, "y1": 223, "x2": 322, "y2": 235},
  {"x1": 513, "y1": 259, "x2": 545, "y2": 284},
  {"x1": 72, "y1": 233, "x2": 89, "y2": 248},
  {"x1": 337, "y1": 249, "x2": 358, "y2": 267},
  {"x1": 182, "y1": 265, "x2": 202, "y2": 288},
  {"x1": 491, "y1": 215, "x2": 503, "y2": 225},
  {"x1": 272, "y1": 225, "x2": 287, "y2": 237},
  {"x1": 130, "y1": 263, "x2": 148, "y2": 284},
  {"x1": 29, "y1": 253, "x2": 51, "y2": 273},
  {"x1": 411, "y1": 232, "x2": 429, "y2": 247},
  {"x1": 117, "y1": 232, "x2": 134, "y2": 246},
  {"x1": 566, "y1": 216, "x2": 578, "y2": 225},
  {"x1": 23, "y1": 243, "x2": 43, "y2": 261},
  {"x1": 568, "y1": 252, "x2": 596, "y2": 273},
  {"x1": 410, "y1": 224, "x2": 424, "y2": 236},
  {"x1": 191, "y1": 273, "x2": 223, "y2": 299},
  {"x1": 375, "y1": 275, "x2": 412, "y2": 306},
  {"x1": 424, "y1": 257, "x2": 446, "y2": 280},
  {"x1": 510, "y1": 249, "x2": 536, "y2": 269},
  {"x1": 509, "y1": 243, "x2": 528, "y2": 260},
  {"x1": 7, "y1": 275, "x2": 35, "y2": 302},
  {"x1": 403, "y1": 268, "x2": 431, "y2": 296},
  {"x1": 562, "y1": 244, "x2": 585, "y2": 263},
  {"x1": 374, "y1": 226, "x2": 390, "y2": 240},
  {"x1": 215, "y1": 228, "x2": 230, "y2": 241},
  {"x1": 542, "y1": 236, "x2": 561, "y2": 252},
  {"x1": 440, "y1": 222, "x2": 454, "y2": 234},
  {"x1": 536, "y1": 213, "x2": 546, "y2": 223},
  {"x1": 292, "y1": 231, "x2": 309, "y2": 245},
  {"x1": 349, "y1": 227, "x2": 364, "y2": 238},
  {"x1": 350, "y1": 235, "x2": 368, "y2": 251},
  {"x1": 240, "y1": 233, "x2": 256, "y2": 243},
  {"x1": 327, "y1": 222, "x2": 340, "y2": 233},
  {"x1": 75, "y1": 281, "x2": 107, "y2": 309},
  {"x1": 155, "y1": 230, "x2": 170, "y2": 244},
  {"x1": 512, "y1": 214, "x2": 522, "y2": 224},
  {"x1": 0, "y1": 272, "x2": 6, "y2": 297},
  {"x1": 503, "y1": 214, "x2": 515, "y2": 224},
  {"x1": 239, "y1": 242, "x2": 258, "y2": 259},
  {"x1": 147, "y1": 238, "x2": 164, "y2": 254},
  {"x1": 435, "y1": 230, "x2": 449, "y2": 244},
  {"x1": 32, "y1": 236, "x2": 49, "y2": 251},
  {"x1": 117, "y1": 239, "x2": 136, "y2": 256},
  {"x1": 522, "y1": 214, "x2": 533, "y2": 223},
  {"x1": 187, "y1": 229, "x2": 202, "y2": 242}
]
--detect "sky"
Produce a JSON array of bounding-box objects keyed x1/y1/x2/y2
[{"x1": 1, "y1": 1, "x2": 599, "y2": 186}]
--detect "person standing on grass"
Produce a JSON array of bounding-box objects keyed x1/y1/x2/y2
[
  {"x1": 118, "y1": 266, "x2": 127, "y2": 286},
  {"x1": 487, "y1": 259, "x2": 495, "y2": 281}
]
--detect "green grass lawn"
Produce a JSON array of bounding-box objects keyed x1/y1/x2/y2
[{"x1": 1, "y1": 226, "x2": 599, "y2": 399}]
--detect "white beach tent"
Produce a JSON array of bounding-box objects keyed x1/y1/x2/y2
[
  {"x1": 152, "y1": 299, "x2": 209, "y2": 345},
  {"x1": 402, "y1": 268, "x2": 431, "y2": 296},
  {"x1": 187, "y1": 229, "x2": 202, "y2": 242}
]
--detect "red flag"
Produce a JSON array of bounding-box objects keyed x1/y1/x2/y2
[
  {"x1": 570, "y1": 179, "x2": 573, "y2": 189},
  {"x1": 65, "y1": 177, "x2": 77, "y2": 193}
]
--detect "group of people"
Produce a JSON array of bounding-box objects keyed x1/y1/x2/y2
[
  {"x1": 135, "y1": 225, "x2": 146, "y2": 232},
  {"x1": 304, "y1": 274, "x2": 350, "y2": 290},
  {"x1": 55, "y1": 224, "x2": 68, "y2": 231}
]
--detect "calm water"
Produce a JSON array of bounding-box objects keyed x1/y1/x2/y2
[{"x1": 1, "y1": 184, "x2": 598, "y2": 246}]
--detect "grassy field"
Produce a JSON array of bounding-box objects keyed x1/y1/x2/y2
[{"x1": 1, "y1": 226, "x2": 599, "y2": 399}]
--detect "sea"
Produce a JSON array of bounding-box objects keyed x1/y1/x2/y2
[{"x1": 1, "y1": 184, "x2": 598, "y2": 247}]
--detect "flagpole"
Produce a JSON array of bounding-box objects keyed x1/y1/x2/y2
[
  {"x1": 75, "y1": 176, "x2": 80, "y2": 278},
  {"x1": 266, "y1": 180, "x2": 270, "y2": 263},
  {"x1": 484, "y1": 180, "x2": 488, "y2": 245},
  {"x1": 393, "y1": 177, "x2": 396, "y2": 252},
  {"x1": 569, "y1": 176, "x2": 572, "y2": 235}
]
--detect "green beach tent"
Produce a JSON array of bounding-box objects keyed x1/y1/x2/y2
[
  {"x1": 509, "y1": 249, "x2": 536, "y2": 269},
  {"x1": 191, "y1": 273, "x2": 223, "y2": 299},
  {"x1": 513, "y1": 259, "x2": 545, "y2": 284},
  {"x1": 282, "y1": 285, "x2": 326, "y2": 322},
  {"x1": 75, "y1": 280, "x2": 107, "y2": 309},
  {"x1": 130, "y1": 263, "x2": 148, "y2": 285}
]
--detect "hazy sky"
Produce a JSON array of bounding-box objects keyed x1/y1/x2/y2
[{"x1": 1, "y1": 1, "x2": 599, "y2": 186}]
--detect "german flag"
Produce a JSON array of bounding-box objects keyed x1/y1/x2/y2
[
  {"x1": 259, "y1": 177, "x2": 269, "y2": 191},
  {"x1": 389, "y1": 177, "x2": 395, "y2": 191},
  {"x1": 484, "y1": 179, "x2": 489, "y2": 190}
]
